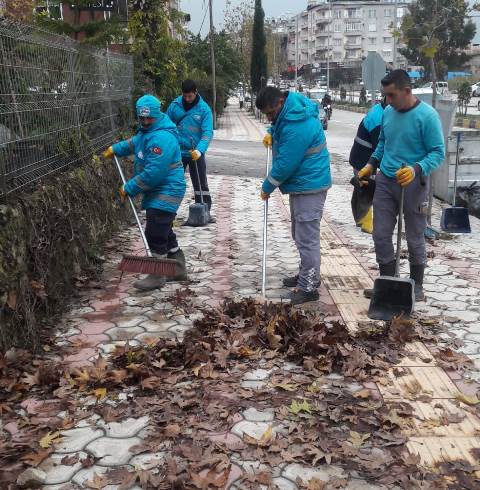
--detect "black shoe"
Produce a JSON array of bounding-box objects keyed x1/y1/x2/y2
[
  {"x1": 288, "y1": 288, "x2": 319, "y2": 306},
  {"x1": 283, "y1": 275, "x2": 320, "y2": 288},
  {"x1": 208, "y1": 215, "x2": 216, "y2": 224},
  {"x1": 166, "y1": 249, "x2": 188, "y2": 282},
  {"x1": 364, "y1": 261, "x2": 396, "y2": 299},
  {"x1": 410, "y1": 264, "x2": 426, "y2": 302}
]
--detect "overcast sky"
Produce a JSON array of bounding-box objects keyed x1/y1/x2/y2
[{"x1": 181, "y1": 0, "x2": 308, "y2": 36}]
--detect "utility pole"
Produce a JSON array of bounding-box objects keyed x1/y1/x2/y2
[
  {"x1": 327, "y1": 0, "x2": 332, "y2": 91},
  {"x1": 392, "y1": 0, "x2": 398, "y2": 69},
  {"x1": 295, "y1": 14, "x2": 299, "y2": 91},
  {"x1": 208, "y1": 0, "x2": 217, "y2": 129}
]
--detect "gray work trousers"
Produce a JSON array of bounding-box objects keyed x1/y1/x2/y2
[
  {"x1": 373, "y1": 171, "x2": 428, "y2": 266},
  {"x1": 289, "y1": 191, "x2": 328, "y2": 292}
]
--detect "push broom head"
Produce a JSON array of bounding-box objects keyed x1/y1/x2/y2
[{"x1": 119, "y1": 255, "x2": 178, "y2": 277}]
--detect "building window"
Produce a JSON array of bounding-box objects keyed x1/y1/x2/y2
[
  {"x1": 368, "y1": 23, "x2": 377, "y2": 32},
  {"x1": 333, "y1": 9, "x2": 342, "y2": 19},
  {"x1": 368, "y1": 9, "x2": 376, "y2": 19},
  {"x1": 334, "y1": 23, "x2": 341, "y2": 33},
  {"x1": 385, "y1": 21, "x2": 392, "y2": 30},
  {"x1": 333, "y1": 38, "x2": 342, "y2": 46},
  {"x1": 346, "y1": 8, "x2": 361, "y2": 19},
  {"x1": 345, "y1": 22, "x2": 362, "y2": 32},
  {"x1": 384, "y1": 9, "x2": 392, "y2": 17},
  {"x1": 383, "y1": 37, "x2": 392, "y2": 44},
  {"x1": 369, "y1": 37, "x2": 376, "y2": 45}
]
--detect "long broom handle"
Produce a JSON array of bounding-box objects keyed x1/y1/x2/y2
[
  {"x1": 395, "y1": 169, "x2": 406, "y2": 278},
  {"x1": 189, "y1": 136, "x2": 204, "y2": 204},
  {"x1": 453, "y1": 132, "x2": 461, "y2": 207},
  {"x1": 262, "y1": 147, "x2": 271, "y2": 298},
  {"x1": 114, "y1": 155, "x2": 152, "y2": 257}
]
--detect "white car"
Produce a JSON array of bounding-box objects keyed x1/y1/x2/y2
[
  {"x1": 471, "y1": 82, "x2": 480, "y2": 97},
  {"x1": 413, "y1": 81, "x2": 449, "y2": 96}
]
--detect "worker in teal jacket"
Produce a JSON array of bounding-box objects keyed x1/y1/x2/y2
[
  {"x1": 103, "y1": 94, "x2": 187, "y2": 291},
  {"x1": 358, "y1": 70, "x2": 445, "y2": 302},
  {"x1": 257, "y1": 87, "x2": 331, "y2": 305},
  {"x1": 167, "y1": 79, "x2": 215, "y2": 222}
]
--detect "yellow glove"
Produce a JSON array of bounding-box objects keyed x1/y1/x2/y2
[
  {"x1": 396, "y1": 166, "x2": 415, "y2": 187},
  {"x1": 190, "y1": 149, "x2": 202, "y2": 161},
  {"x1": 260, "y1": 191, "x2": 270, "y2": 201},
  {"x1": 263, "y1": 134, "x2": 272, "y2": 148},
  {"x1": 119, "y1": 185, "x2": 127, "y2": 201},
  {"x1": 358, "y1": 163, "x2": 374, "y2": 182},
  {"x1": 102, "y1": 146, "x2": 114, "y2": 160}
]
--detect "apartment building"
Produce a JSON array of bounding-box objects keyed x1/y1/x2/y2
[{"x1": 288, "y1": 0, "x2": 413, "y2": 69}]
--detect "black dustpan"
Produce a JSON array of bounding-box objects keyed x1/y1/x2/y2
[
  {"x1": 183, "y1": 159, "x2": 209, "y2": 227},
  {"x1": 440, "y1": 132, "x2": 471, "y2": 234},
  {"x1": 368, "y1": 181, "x2": 415, "y2": 321}
]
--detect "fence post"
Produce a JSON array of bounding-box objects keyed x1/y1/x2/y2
[
  {"x1": 105, "y1": 48, "x2": 116, "y2": 136},
  {"x1": 68, "y1": 47, "x2": 82, "y2": 149}
]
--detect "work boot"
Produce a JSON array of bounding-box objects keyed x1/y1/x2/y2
[
  {"x1": 133, "y1": 274, "x2": 166, "y2": 291},
  {"x1": 410, "y1": 263, "x2": 426, "y2": 302},
  {"x1": 288, "y1": 288, "x2": 320, "y2": 306},
  {"x1": 364, "y1": 261, "x2": 396, "y2": 299},
  {"x1": 283, "y1": 274, "x2": 321, "y2": 288},
  {"x1": 166, "y1": 248, "x2": 188, "y2": 282}
]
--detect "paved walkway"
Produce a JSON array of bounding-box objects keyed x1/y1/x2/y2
[{"x1": 4, "y1": 105, "x2": 480, "y2": 489}]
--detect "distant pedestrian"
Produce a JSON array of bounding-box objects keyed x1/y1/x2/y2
[
  {"x1": 257, "y1": 87, "x2": 331, "y2": 306},
  {"x1": 167, "y1": 80, "x2": 215, "y2": 222},
  {"x1": 358, "y1": 70, "x2": 445, "y2": 302},
  {"x1": 239, "y1": 93, "x2": 245, "y2": 110}
]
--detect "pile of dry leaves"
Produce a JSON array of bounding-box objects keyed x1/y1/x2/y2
[{"x1": 1, "y1": 298, "x2": 479, "y2": 489}]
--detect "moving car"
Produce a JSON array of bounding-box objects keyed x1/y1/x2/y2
[{"x1": 413, "y1": 81, "x2": 449, "y2": 96}]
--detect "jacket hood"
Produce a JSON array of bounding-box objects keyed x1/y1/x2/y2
[
  {"x1": 277, "y1": 92, "x2": 319, "y2": 124},
  {"x1": 136, "y1": 94, "x2": 162, "y2": 119}
]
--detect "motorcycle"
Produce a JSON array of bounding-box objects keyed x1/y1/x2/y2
[{"x1": 323, "y1": 103, "x2": 332, "y2": 120}]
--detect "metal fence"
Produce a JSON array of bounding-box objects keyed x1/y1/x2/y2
[{"x1": 0, "y1": 18, "x2": 134, "y2": 197}]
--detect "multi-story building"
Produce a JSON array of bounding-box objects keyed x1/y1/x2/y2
[{"x1": 287, "y1": 0, "x2": 413, "y2": 71}]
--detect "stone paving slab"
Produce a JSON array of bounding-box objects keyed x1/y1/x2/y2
[{"x1": 28, "y1": 128, "x2": 480, "y2": 488}]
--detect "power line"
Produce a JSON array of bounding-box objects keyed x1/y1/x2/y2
[{"x1": 198, "y1": 1, "x2": 209, "y2": 36}]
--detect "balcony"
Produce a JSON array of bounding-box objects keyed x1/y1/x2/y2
[
  {"x1": 316, "y1": 31, "x2": 330, "y2": 37},
  {"x1": 345, "y1": 30, "x2": 363, "y2": 36},
  {"x1": 345, "y1": 44, "x2": 361, "y2": 50}
]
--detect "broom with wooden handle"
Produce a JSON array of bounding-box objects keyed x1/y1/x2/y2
[{"x1": 114, "y1": 155, "x2": 178, "y2": 277}]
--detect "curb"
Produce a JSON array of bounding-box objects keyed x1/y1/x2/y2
[
  {"x1": 335, "y1": 104, "x2": 369, "y2": 114},
  {"x1": 455, "y1": 118, "x2": 480, "y2": 129}
]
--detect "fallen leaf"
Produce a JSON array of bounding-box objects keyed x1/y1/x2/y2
[
  {"x1": 348, "y1": 431, "x2": 370, "y2": 449},
  {"x1": 85, "y1": 472, "x2": 107, "y2": 489},
  {"x1": 456, "y1": 392, "x2": 479, "y2": 406},
  {"x1": 289, "y1": 399, "x2": 312, "y2": 415},
  {"x1": 140, "y1": 376, "x2": 161, "y2": 390},
  {"x1": 238, "y1": 346, "x2": 258, "y2": 357},
  {"x1": 272, "y1": 381, "x2": 298, "y2": 392},
  {"x1": 353, "y1": 388, "x2": 371, "y2": 399},
  {"x1": 92, "y1": 387, "x2": 107, "y2": 399},
  {"x1": 21, "y1": 448, "x2": 53, "y2": 467},
  {"x1": 165, "y1": 423, "x2": 181, "y2": 437},
  {"x1": 266, "y1": 316, "x2": 282, "y2": 348},
  {"x1": 39, "y1": 431, "x2": 61, "y2": 448},
  {"x1": 61, "y1": 454, "x2": 80, "y2": 465},
  {"x1": 243, "y1": 426, "x2": 275, "y2": 447}
]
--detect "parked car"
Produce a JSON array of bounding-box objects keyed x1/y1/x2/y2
[
  {"x1": 319, "y1": 106, "x2": 328, "y2": 130},
  {"x1": 471, "y1": 82, "x2": 480, "y2": 97},
  {"x1": 413, "y1": 81, "x2": 449, "y2": 96}
]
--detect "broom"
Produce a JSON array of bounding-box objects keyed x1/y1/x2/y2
[{"x1": 114, "y1": 155, "x2": 178, "y2": 277}]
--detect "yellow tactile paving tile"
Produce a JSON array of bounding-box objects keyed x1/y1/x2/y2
[
  {"x1": 407, "y1": 436, "x2": 480, "y2": 471},
  {"x1": 337, "y1": 303, "x2": 371, "y2": 323},
  {"x1": 391, "y1": 399, "x2": 480, "y2": 437},
  {"x1": 329, "y1": 289, "x2": 369, "y2": 306},
  {"x1": 322, "y1": 275, "x2": 374, "y2": 290},
  {"x1": 397, "y1": 342, "x2": 437, "y2": 367},
  {"x1": 379, "y1": 366, "x2": 460, "y2": 400}
]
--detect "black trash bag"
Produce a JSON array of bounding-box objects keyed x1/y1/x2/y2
[
  {"x1": 350, "y1": 176, "x2": 376, "y2": 224},
  {"x1": 457, "y1": 182, "x2": 480, "y2": 220}
]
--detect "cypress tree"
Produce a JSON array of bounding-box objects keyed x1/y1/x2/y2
[{"x1": 250, "y1": 0, "x2": 267, "y2": 94}]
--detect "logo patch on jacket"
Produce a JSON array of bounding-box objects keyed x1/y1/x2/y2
[
  {"x1": 152, "y1": 147, "x2": 162, "y2": 155},
  {"x1": 139, "y1": 106, "x2": 150, "y2": 117},
  {"x1": 194, "y1": 115, "x2": 201, "y2": 121},
  {"x1": 137, "y1": 151, "x2": 144, "y2": 159}
]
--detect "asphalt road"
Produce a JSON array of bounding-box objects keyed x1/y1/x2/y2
[{"x1": 207, "y1": 109, "x2": 364, "y2": 186}]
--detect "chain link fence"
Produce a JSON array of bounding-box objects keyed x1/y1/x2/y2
[{"x1": 0, "y1": 18, "x2": 134, "y2": 197}]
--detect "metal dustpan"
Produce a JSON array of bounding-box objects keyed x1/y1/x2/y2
[
  {"x1": 440, "y1": 132, "x2": 471, "y2": 234},
  {"x1": 183, "y1": 158, "x2": 209, "y2": 227},
  {"x1": 368, "y1": 182, "x2": 415, "y2": 321}
]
